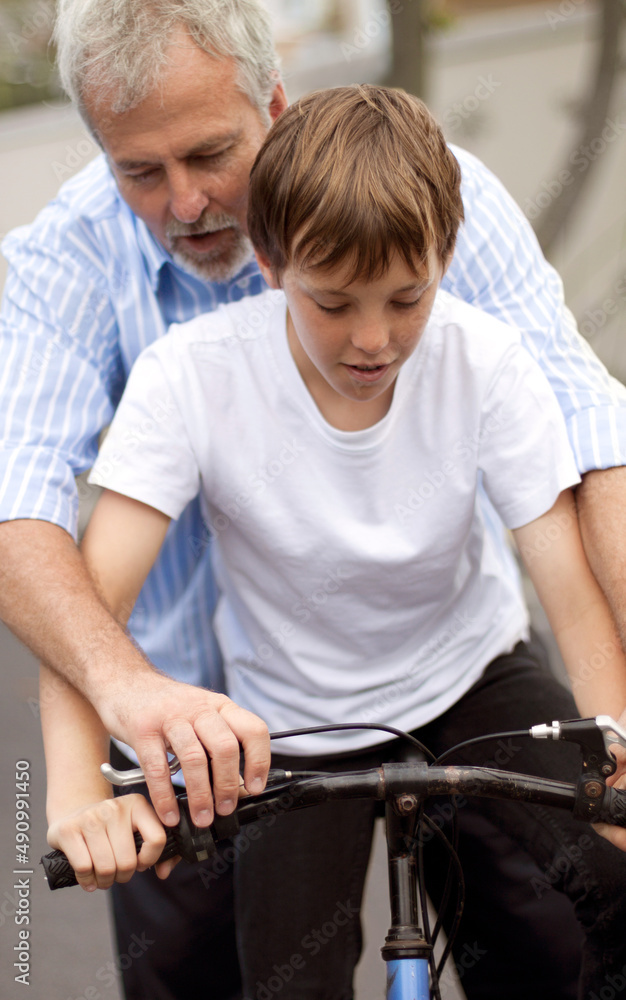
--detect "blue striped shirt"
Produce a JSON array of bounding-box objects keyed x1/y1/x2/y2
[{"x1": 2, "y1": 149, "x2": 625, "y2": 691}]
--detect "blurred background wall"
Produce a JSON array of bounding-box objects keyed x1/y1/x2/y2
[{"x1": 1, "y1": 0, "x2": 624, "y2": 375}]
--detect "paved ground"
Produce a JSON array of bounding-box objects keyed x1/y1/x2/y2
[{"x1": 0, "y1": 623, "x2": 121, "y2": 1000}]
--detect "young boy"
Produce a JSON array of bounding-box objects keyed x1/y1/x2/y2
[{"x1": 42, "y1": 85, "x2": 626, "y2": 997}]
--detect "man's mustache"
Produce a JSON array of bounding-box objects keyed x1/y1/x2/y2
[{"x1": 166, "y1": 211, "x2": 240, "y2": 240}]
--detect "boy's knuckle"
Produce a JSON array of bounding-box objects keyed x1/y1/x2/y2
[{"x1": 117, "y1": 861, "x2": 138, "y2": 878}]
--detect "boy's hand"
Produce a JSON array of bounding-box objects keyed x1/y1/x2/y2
[
  {"x1": 97, "y1": 675, "x2": 271, "y2": 829},
  {"x1": 592, "y1": 710, "x2": 626, "y2": 852},
  {"x1": 47, "y1": 794, "x2": 169, "y2": 891}
]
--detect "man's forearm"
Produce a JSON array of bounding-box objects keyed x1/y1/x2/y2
[
  {"x1": 0, "y1": 519, "x2": 156, "y2": 724},
  {"x1": 577, "y1": 467, "x2": 626, "y2": 650},
  {"x1": 0, "y1": 518, "x2": 271, "y2": 825}
]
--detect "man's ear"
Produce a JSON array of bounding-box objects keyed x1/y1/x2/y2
[
  {"x1": 255, "y1": 251, "x2": 281, "y2": 289},
  {"x1": 268, "y1": 79, "x2": 288, "y2": 124}
]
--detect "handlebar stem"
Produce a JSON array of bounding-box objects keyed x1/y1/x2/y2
[{"x1": 382, "y1": 797, "x2": 432, "y2": 966}]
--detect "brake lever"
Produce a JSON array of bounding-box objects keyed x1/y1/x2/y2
[
  {"x1": 100, "y1": 757, "x2": 292, "y2": 795},
  {"x1": 595, "y1": 715, "x2": 626, "y2": 755},
  {"x1": 530, "y1": 715, "x2": 626, "y2": 778},
  {"x1": 101, "y1": 756, "x2": 183, "y2": 787}
]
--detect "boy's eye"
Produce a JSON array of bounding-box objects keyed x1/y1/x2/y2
[
  {"x1": 317, "y1": 303, "x2": 348, "y2": 315},
  {"x1": 393, "y1": 299, "x2": 421, "y2": 310}
]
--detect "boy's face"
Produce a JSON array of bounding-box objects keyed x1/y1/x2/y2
[{"x1": 259, "y1": 251, "x2": 444, "y2": 416}]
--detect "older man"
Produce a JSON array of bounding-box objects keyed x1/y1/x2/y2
[{"x1": 1, "y1": 0, "x2": 625, "y2": 997}]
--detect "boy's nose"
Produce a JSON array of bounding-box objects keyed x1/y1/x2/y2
[{"x1": 351, "y1": 321, "x2": 390, "y2": 355}]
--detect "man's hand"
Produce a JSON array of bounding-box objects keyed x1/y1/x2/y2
[{"x1": 100, "y1": 674, "x2": 271, "y2": 827}]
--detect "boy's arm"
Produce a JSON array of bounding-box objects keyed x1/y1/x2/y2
[
  {"x1": 40, "y1": 491, "x2": 172, "y2": 888},
  {"x1": 513, "y1": 489, "x2": 626, "y2": 850},
  {"x1": 81, "y1": 489, "x2": 172, "y2": 623},
  {"x1": 514, "y1": 490, "x2": 626, "y2": 718},
  {"x1": 40, "y1": 661, "x2": 169, "y2": 890},
  {"x1": 577, "y1": 468, "x2": 626, "y2": 651}
]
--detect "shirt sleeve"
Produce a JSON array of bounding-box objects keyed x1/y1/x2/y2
[
  {"x1": 479, "y1": 342, "x2": 581, "y2": 530},
  {"x1": 88, "y1": 341, "x2": 200, "y2": 521},
  {"x1": 445, "y1": 145, "x2": 626, "y2": 474},
  {"x1": 0, "y1": 218, "x2": 123, "y2": 539}
]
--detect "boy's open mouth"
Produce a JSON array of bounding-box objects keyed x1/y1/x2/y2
[{"x1": 345, "y1": 362, "x2": 390, "y2": 383}]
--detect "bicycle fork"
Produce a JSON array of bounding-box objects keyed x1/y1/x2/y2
[{"x1": 383, "y1": 796, "x2": 432, "y2": 1000}]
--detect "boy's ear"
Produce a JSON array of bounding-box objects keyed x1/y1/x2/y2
[
  {"x1": 255, "y1": 251, "x2": 282, "y2": 289},
  {"x1": 441, "y1": 248, "x2": 455, "y2": 278}
]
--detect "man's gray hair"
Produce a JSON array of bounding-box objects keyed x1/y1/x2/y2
[{"x1": 54, "y1": 0, "x2": 281, "y2": 125}]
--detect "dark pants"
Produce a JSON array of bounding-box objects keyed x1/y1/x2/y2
[
  {"x1": 234, "y1": 643, "x2": 626, "y2": 1000},
  {"x1": 109, "y1": 643, "x2": 598, "y2": 999},
  {"x1": 110, "y1": 744, "x2": 242, "y2": 1000}
]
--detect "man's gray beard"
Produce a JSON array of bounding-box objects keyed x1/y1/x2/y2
[{"x1": 167, "y1": 212, "x2": 255, "y2": 284}]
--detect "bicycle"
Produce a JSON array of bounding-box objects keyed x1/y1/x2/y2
[{"x1": 41, "y1": 714, "x2": 626, "y2": 1000}]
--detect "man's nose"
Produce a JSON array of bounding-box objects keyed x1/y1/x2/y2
[{"x1": 168, "y1": 169, "x2": 210, "y2": 223}]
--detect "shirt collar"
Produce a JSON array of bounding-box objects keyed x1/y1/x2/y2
[{"x1": 134, "y1": 216, "x2": 172, "y2": 291}]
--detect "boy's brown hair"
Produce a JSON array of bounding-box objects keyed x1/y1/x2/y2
[{"x1": 248, "y1": 84, "x2": 464, "y2": 282}]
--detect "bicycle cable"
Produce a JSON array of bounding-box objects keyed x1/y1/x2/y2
[
  {"x1": 269, "y1": 722, "x2": 436, "y2": 761},
  {"x1": 414, "y1": 806, "x2": 465, "y2": 999},
  {"x1": 421, "y1": 813, "x2": 466, "y2": 984},
  {"x1": 434, "y1": 729, "x2": 531, "y2": 765},
  {"x1": 416, "y1": 803, "x2": 443, "y2": 1000},
  {"x1": 428, "y1": 796, "x2": 461, "y2": 949}
]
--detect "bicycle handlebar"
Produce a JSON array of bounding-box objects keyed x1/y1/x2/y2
[{"x1": 40, "y1": 761, "x2": 626, "y2": 889}]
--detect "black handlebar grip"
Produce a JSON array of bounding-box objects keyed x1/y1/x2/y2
[
  {"x1": 596, "y1": 786, "x2": 626, "y2": 826},
  {"x1": 41, "y1": 828, "x2": 180, "y2": 890},
  {"x1": 608, "y1": 786, "x2": 626, "y2": 825},
  {"x1": 40, "y1": 848, "x2": 84, "y2": 890}
]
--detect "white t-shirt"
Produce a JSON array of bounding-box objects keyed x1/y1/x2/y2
[{"x1": 90, "y1": 289, "x2": 580, "y2": 753}]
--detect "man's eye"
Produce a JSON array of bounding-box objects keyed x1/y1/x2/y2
[
  {"x1": 194, "y1": 149, "x2": 229, "y2": 166},
  {"x1": 127, "y1": 170, "x2": 158, "y2": 184}
]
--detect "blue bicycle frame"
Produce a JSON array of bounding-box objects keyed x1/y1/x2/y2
[{"x1": 386, "y1": 960, "x2": 430, "y2": 1000}]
